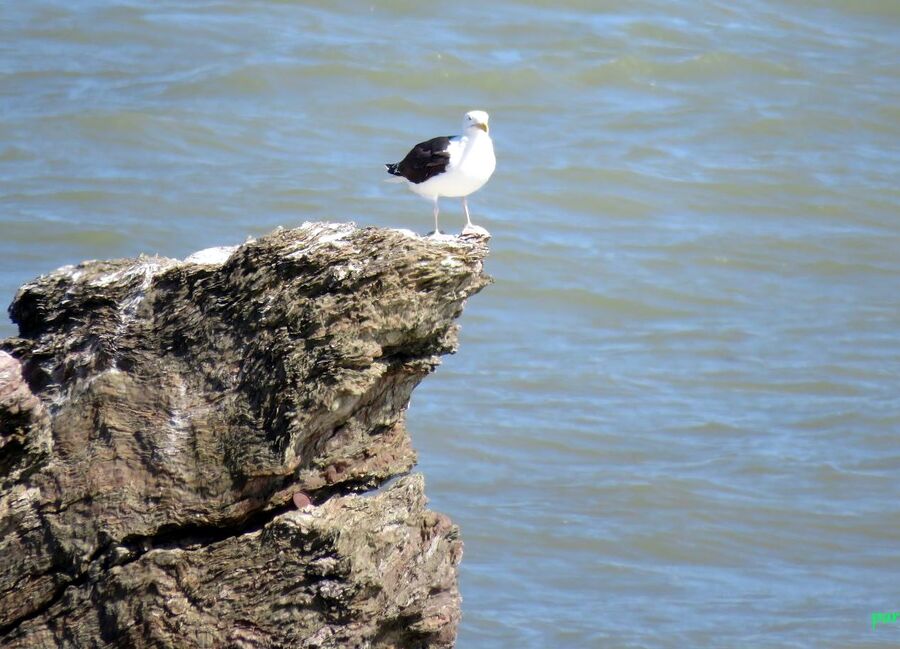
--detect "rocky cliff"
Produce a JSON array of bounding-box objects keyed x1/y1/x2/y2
[{"x1": 0, "y1": 222, "x2": 490, "y2": 648}]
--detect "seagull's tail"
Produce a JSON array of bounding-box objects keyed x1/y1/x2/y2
[{"x1": 384, "y1": 162, "x2": 406, "y2": 183}]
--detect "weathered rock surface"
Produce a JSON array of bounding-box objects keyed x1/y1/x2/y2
[{"x1": 0, "y1": 222, "x2": 490, "y2": 648}]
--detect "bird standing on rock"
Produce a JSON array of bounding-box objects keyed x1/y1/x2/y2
[{"x1": 385, "y1": 110, "x2": 495, "y2": 236}]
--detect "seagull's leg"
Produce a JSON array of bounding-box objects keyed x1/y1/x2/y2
[
  {"x1": 433, "y1": 198, "x2": 440, "y2": 234},
  {"x1": 462, "y1": 196, "x2": 473, "y2": 228}
]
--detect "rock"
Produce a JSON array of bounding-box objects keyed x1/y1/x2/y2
[
  {"x1": 0, "y1": 222, "x2": 491, "y2": 647},
  {"x1": 0, "y1": 351, "x2": 51, "y2": 486}
]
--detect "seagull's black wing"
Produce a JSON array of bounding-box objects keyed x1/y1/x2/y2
[{"x1": 386, "y1": 136, "x2": 454, "y2": 184}]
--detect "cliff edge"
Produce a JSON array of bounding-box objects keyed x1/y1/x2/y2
[{"x1": 0, "y1": 222, "x2": 491, "y2": 648}]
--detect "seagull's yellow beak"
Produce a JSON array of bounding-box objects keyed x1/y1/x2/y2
[{"x1": 475, "y1": 122, "x2": 489, "y2": 133}]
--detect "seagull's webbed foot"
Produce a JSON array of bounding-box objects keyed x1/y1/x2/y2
[{"x1": 461, "y1": 223, "x2": 491, "y2": 239}]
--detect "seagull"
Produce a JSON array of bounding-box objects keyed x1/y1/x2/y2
[{"x1": 385, "y1": 110, "x2": 496, "y2": 234}]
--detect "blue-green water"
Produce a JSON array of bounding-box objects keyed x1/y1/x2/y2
[{"x1": 2, "y1": 2, "x2": 900, "y2": 646}]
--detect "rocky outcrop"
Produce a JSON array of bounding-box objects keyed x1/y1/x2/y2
[{"x1": 0, "y1": 222, "x2": 490, "y2": 648}]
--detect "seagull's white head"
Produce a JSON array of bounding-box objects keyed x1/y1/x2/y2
[{"x1": 463, "y1": 110, "x2": 490, "y2": 135}]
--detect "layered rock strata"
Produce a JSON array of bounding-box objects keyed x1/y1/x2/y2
[{"x1": 0, "y1": 222, "x2": 490, "y2": 648}]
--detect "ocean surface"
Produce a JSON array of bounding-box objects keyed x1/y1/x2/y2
[{"x1": 2, "y1": 1, "x2": 899, "y2": 646}]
